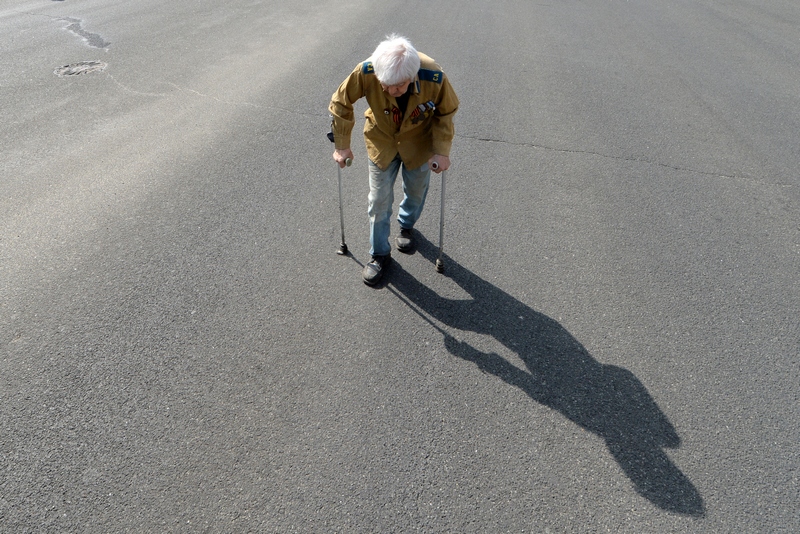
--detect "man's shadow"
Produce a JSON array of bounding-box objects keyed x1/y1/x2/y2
[{"x1": 388, "y1": 235, "x2": 705, "y2": 516}]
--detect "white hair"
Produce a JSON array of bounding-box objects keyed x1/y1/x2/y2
[{"x1": 370, "y1": 34, "x2": 420, "y2": 85}]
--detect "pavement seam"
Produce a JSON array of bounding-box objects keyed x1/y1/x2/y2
[{"x1": 456, "y1": 133, "x2": 744, "y2": 180}]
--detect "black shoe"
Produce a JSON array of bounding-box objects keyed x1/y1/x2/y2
[
  {"x1": 395, "y1": 228, "x2": 414, "y2": 253},
  {"x1": 362, "y1": 254, "x2": 390, "y2": 285}
]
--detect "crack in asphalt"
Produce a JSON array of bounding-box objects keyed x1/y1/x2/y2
[
  {"x1": 12, "y1": 10, "x2": 109, "y2": 49},
  {"x1": 456, "y1": 133, "x2": 742, "y2": 180},
  {"x1": 60, "y1": 16, "x2": 110, "y2": 49},
  {"x1": 105, "y1": 74, "x2": 322, "y2": 119}
]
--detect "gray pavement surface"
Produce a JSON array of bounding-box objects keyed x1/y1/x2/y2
[{"x1": 1, "y1": 0, "x2": 798, "y2": 531}]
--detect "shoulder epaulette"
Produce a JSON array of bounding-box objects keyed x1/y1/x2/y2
[
  {"x1": 418, "y1": 68, "x2": 443, "y2": 84},
  {"x1": 362, "y1": 62, "x2": 375, "y2": 75}
]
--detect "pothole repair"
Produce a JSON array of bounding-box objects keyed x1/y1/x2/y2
[{"x1": 55, "y1": 61, "x2": 107, "y2": 76}]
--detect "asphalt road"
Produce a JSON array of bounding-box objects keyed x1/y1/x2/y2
[{"x1": 2, "y1": 0, "x2": 798, "y2": 531}]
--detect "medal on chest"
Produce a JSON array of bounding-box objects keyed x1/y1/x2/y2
[{"x1": 384, "y1": 106, "x2": 402, "y2": 126}]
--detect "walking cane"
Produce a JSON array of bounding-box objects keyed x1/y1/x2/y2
[
  {"x1": 329, "y1": 126, "x2": 351, "y2": 255},
  {"x1": 336, "y1": 157, "x2": 352, "y2": 255},
  {"x1": 432, "y1": 162, "x2": 446, "y2": 273}
]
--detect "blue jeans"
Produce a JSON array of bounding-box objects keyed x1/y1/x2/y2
[{"x1": 368, "y1": 156, "x2": 431, "y2": 257}]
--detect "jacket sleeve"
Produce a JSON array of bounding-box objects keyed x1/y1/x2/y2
[
  {"x1": 328, "y1": 65, "x2": 366, "y2": 150},
  {"x1": 431, "y1": 73, "x2": 459, "y2": 157}
]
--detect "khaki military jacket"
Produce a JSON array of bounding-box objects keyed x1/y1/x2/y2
[{"x1": 329, "y1": 52, "x2": 459, "y2": 171}]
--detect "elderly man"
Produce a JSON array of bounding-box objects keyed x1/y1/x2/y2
[{"x1": 329, "y1": 34, "x2": 459, "y2": 285}]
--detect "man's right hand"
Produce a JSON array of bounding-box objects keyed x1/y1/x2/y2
[{"x1": 333, "y1": 148, "x2": 354, "y2": 168}]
